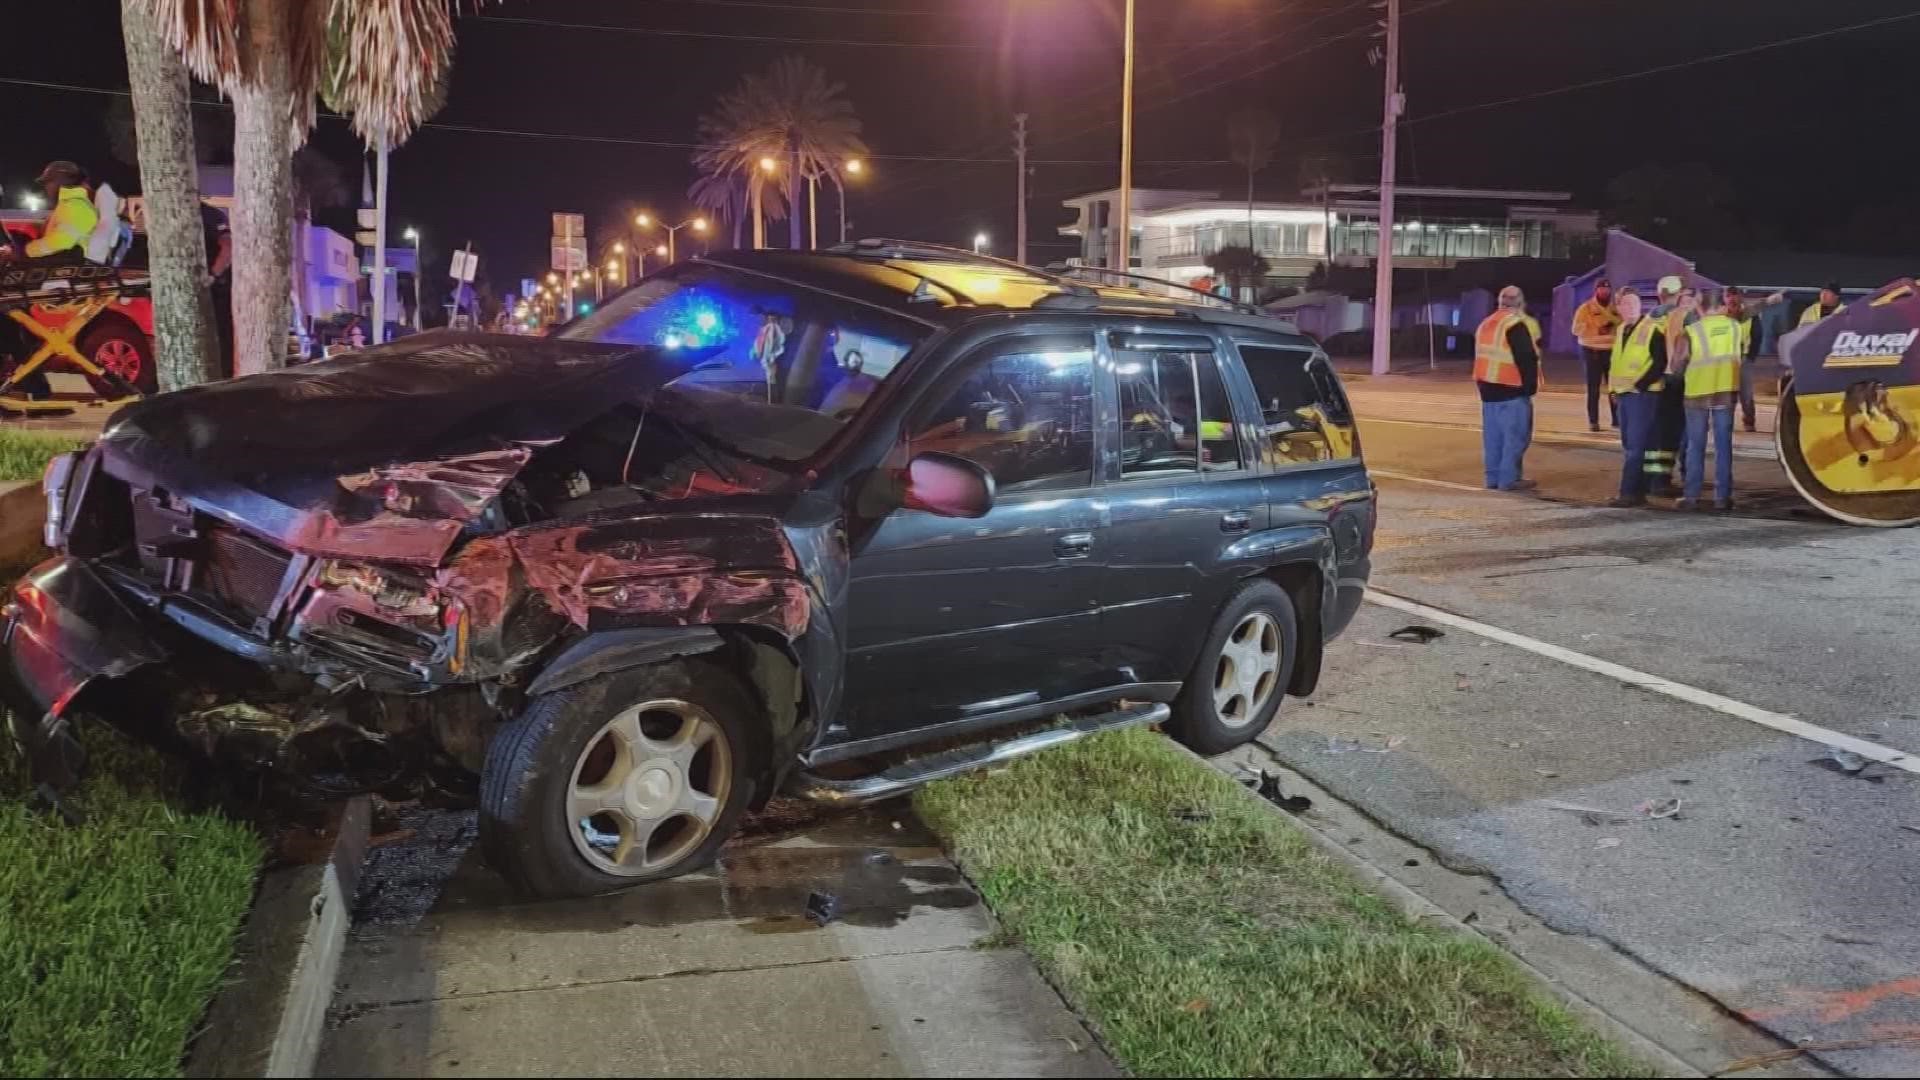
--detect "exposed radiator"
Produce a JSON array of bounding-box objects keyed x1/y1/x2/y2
[{"x1": 201, "y1": 527, "x2": 293, "y2": 620}]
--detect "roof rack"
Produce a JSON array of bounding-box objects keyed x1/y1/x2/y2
[
  {"x1": 1048, "y1": 265, "x2": 1269, "y2": 317},
  {"x1": 831, "y1": 238, "x2": 1098, "y2": 295}
]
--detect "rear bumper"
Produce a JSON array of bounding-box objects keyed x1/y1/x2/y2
[{"x1": 1, "y1": 556, "x2": 167, "y2": 787}]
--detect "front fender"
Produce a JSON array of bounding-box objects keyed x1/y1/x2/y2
[
  {"x1": 1, "y1": 557, "x2": 167, "y2": 788},
  {"x1": 525, "y1": 626, "x2": 725, "y2": 697}
]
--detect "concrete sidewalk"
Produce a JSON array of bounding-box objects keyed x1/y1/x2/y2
[{"x1": 319, "y1": 805, "x2": 1113, "y2": 1078}]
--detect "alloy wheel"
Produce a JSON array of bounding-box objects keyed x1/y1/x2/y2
[
  {"x1": 95, "y1": 338, "x2": 142, "y2": 384},
  {"x1": 1213, "y1": 612, "x2": 1281, "y2": 728},
  {"x1": 566, "y1": 698, "x2": 732, "y2": 876}
]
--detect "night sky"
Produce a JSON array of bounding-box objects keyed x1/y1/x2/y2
[{"x1": 4, "y1": 0, "x2": 1915, "y2": 290}]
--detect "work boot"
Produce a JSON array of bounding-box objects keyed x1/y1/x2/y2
[
  {"x1": 1676, "y1": 497, "x2": 1698, "y2": 511},
  {"x1": 1607, "y1": 494, "x2": 1647, "y2": 508},
  {"x1": 1589, "y1": 423, "x2": 1602, "y2": 433},
  {"x1": 1715, "y1": 499, "x2": 1734, "y2": 513},
  {"x1": 1651, "y1": 483, "x2": 1680, "y2": 498},
  {"x1": 1504, "y1": 478, "x2": 1539, "y2": 492}
]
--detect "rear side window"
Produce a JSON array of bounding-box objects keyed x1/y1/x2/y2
[
  {"x1": 1115, "y1": 343, "x2": 1243, "y2": 477},
  {"x1": 1237, "y1": 344, "x2": 1359, "y2": 465}
]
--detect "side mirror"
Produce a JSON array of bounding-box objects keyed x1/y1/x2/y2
[{"x1": 900, "y1": 451, "x2": 994, "y2": 519}]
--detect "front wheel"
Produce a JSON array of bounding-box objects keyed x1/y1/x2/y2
[
  {"x1": 480, "y1": 659, "x2": 767, "y2": 899},
  {"x1": 78, "y1": 319, "x2": 156, "y2": 396},
  {"x1": 1166, "y1": 578, "x2": 1299, "y2": 756}
]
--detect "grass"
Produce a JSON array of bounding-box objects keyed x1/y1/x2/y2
[
  {"x1": 0, "y1": 724, "x2": 262, "y2": 1077},
  {"x1": 915, "y1": 728, "x2": 1651, "y2": 1078},
  {"x1": 0, "y1": 428, "x2": 86, "y2": 483}
]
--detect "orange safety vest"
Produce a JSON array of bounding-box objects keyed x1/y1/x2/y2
[{"x1": 1473, "y1": 310, "x2": 1541, "y2": 387}]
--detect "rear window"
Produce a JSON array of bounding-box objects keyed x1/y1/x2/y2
[{"x1": 1237, "y1": 344, "x2": 1359, "y2": 465}]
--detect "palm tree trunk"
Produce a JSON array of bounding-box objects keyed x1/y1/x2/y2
[
  {"x1": 230, "y1": 0, "x2": 295, "y2": 375},
  {"x1": 751, "y1": 179, "x2": 765, "y2": 250},
  {"x1": 787, "y1": 145, "x2": 803, "y2": 250},
  {"x1": 121, "y1": 0, "x2": 218, "y2": 391}
]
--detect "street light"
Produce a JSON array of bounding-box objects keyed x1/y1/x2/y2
[
  {"x1": 974, "y1": 232, "x2": 990, "y2": 254},
  {"x1": 635, "y1": 215, "x2": 708, "y2": 264},
  {"x1": 835, "y1": 158, "x2": 867, "y2": 245},
  {"x1": 546, "y1": 271, "x2": 558, "y2": 285}
]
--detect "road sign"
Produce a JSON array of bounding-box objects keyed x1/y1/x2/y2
[
  {"x1": 450, "y1": 248, "x2": 479, "y2": 282},
  {"x1": 355, "y1": 230, "x2": 378, "y2": 247},
  {"x1": 550, "y1": 237, "x2": 587, "y2": 272},
  {"x1": 551, "y1": 213, "x2": 585, "y2": 239}
]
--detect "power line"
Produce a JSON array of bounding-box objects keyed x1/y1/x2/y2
[
  {"x1": 470, "y1": 14, "x2": 1097, "y2": 51},
  {"x1": 630, "y1": 0, "x2": 959, "y2": 16}
]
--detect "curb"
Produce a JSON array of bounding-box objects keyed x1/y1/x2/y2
[
  {"x1": 188, "y1": 796, "x2": 371, "y2": 1079},
  {"x1": 0, "y1": 482, "x2": 44, "y2": 571},
  {"x1": 1183, "y1": 743, "x2": 1705, "y2": 1078}
]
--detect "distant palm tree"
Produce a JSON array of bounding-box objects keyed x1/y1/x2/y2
[
  {"x1": 1226, "y1": 109, "x2": 1279, "y2": 247},
  {"x1": 1205, "y1": 244, "x2": 1270, "y2": 303},
  {"x1": 693, "y1": 57, "x2": 865, "y2": 250},
  {"x1": 1296, "y1": 149, "x2": 1349, "y2": 268}
]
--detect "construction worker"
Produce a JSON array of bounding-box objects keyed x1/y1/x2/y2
[
  {"x1": 1798, "y1": 283, "x2": 1846, "y2": 328},
  {"x1": 20, "y1": 161, "x2": 98, "y2": 263},
  {"x1": 1607, "y1": 287, "x2": 1666, "y2": 507},
  {"x1": 1727, "y1": 288, "x2": 1764, "y2": 432},
  {"x1": 1472, "y1": 285, "x2": 1542, "y2": 491},
  {"x1": 1571, "y1": 277, "x2": 1620, "y2": 431},
  {"x1": 1675, "y1": 290, "x2": 1743, "y2": 511},
  {"x1": 1647, "y1": 276, "x2": 1696, "y2": 495}
]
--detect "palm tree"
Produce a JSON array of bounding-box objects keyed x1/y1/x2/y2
[
  {"x1": 692, "y1": 83, "x2": 793, "y2": 250},
  {"x1": 688, "y1": 172, "x2": 748, "y2": 250},
  {"x1": 1226, "y1": 109, "x2": 1278, "y2": 248},
  {"x1": 1296, "y1": 149, "x2": 1349, "y2": 268},
  {"x1": 1205, "y1": 245, "x2": 1270, "y2": 304},
  {"x1": 694, "y1": 57, "x2": 864, "y2": 250},
  {"x1": 132, "y1": 0, "x2": 470, "y2": 372},
  {"x1": 119, "y1": 0, "x2": 219, "y2": 391}
]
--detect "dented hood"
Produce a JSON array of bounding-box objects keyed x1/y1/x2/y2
[{"x1": 95, "y1": 332, "x2": 685, "y2": 566}]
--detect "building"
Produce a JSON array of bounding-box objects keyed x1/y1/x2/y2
[
  {"x1": 1548, "y1": 229, "x2": 1917, "y2": 356},
  {"x1": 1057, "y1": 183, "x2": 1601, "y2": 300}
]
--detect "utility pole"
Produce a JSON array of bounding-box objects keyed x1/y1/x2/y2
[
  {"x1": 1014, "y1": 113, "x2": 1030, "y2": 265},
  {"x1": 1112, "y1": 0, "x2": 1136, "y2": 273},
  {"x1": 1369, "y1": 0, "x2": 1402, "y2": 377}
]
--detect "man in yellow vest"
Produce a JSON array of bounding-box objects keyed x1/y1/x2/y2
[
  {"x1": 1797, "y1": 283, "x2": 1846, "y2": 328},
  {"x1": 1571, "y1": 277, "x2": 1620, "y2": 432},
  {"x1": 1606, "y1": 287, "x2": 1668, "y2": 507},
  {"x1": 1472, "y1": 285, "x2": 1542, "y2": 491},
  {"x1": 1674, "y1": 289, "x2": 1743, "y2": 511},
  {"x1": 20, "y1": 161, "x2": 98, "y2": 262}
]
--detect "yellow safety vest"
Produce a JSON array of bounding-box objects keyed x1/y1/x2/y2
[
  {"x1": 1610, "y1": 317, "x2": 1661, "y2": 394},
  {"x1": 1799, "y1": 301, "x2": 1846, "y2": 327},
  {"x1": 24, "y1": 186, "x2": 98, "y2": 257},
  {"x1": 1473, "y1": 311, "x2": 1540, "y2": 387},
  {"x1": 1683, "y1": 315, "x2": 1742, "y2": 399}
]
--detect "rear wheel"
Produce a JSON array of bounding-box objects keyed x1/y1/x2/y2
[
  {"x1": 480, "y1": 659, "x2": 766, "y2": 899},
  {"x1": 78, "y1": 319, "x2": 156, "y2": 396},
  {"x1": 1777, "y1": 382, "x2": 1920, "y2": 527},
  {"x1": 1166, "y1": 578, "x2": 1298, "y2": 756}
]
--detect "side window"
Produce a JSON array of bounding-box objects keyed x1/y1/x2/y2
[
  {"x1": 908, "y1": 339, "x2": 1095, "y2": 495},
  {"x1": 1238, "y1": 344, "x2": 1358, "y2": 465},
  {"x1": 1115, "y1": 344, "x2": 1241, "y2": 477}
]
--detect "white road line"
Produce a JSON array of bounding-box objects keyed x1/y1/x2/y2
[
  {"x1": 1369, "y1": 469, "x2": 1499, "y2": 494},
  {"x1": 1365, "y1": 588, "x2": 1920, "y2": 775}
]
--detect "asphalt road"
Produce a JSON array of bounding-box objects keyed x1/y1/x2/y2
[{"x1": 1268, "y1": 384, "x2": 1920, "y2": 1076}]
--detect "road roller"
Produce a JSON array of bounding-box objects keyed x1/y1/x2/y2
[{"x1": 1776, "y1": 278, "x2": 1920, "y2": 526}]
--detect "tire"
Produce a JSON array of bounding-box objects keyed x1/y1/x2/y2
[
  {"x1": 480, "y1": 658, "x2": 767, "y2": 899},
  {"x1": 1166, "y1": 578, "x2": 1299, "y2": 757},
  {"x1": 78, "y1": 319, "x2": 156, "y2": 396}
]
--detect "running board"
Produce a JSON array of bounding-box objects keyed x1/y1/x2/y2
[{"x1": 791, "y1": 701, "x2": 1171, "y2": 806}]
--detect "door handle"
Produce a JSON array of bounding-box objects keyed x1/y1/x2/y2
[
  {"x1": 1220, "y1": 510, "x2": 1253, "y2": 533},
  {"x1": 1054, "y1": 532, "x2": 1095, "y2": 558}
]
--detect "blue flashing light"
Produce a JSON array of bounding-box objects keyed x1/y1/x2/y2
[
  {"x1": 578, "y1": 302, "x2": 593, "y2": 315},
  {"x1": 694, "y1": 310, "x2": 719, "y2": 333}
]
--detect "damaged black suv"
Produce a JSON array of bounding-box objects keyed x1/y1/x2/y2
[{"x1": 3, "y1": 243, "x2": 1373, "y2": 898}]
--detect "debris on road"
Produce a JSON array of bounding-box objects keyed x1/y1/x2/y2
[
  {"x1": 804, "y1": 890, "x2": 840, "y2": 926},
  {"x1": 1355, "y1": 640, "x2": 1406, "y2": 649},
  {"x1": 1535, "y1": 769, "x2": 1559, "y2": 779},
  {"x1": 1543, "y1": 800, "x2": 1630, "y2": 824},
  {"x1": 1637, "y1": 798, "x2": 1683, "y2": 820},
  {"x1": 1811, "y1": 748, "x2": 1889, "y2": 783},
  {"x1": 1242, "y1": 768, "x2": 1313, "y2": 813},
  {"x1": 1713, "y1": 1032, "x2": 1920, "y2": 1074},
  {"x1": 1901, "y1": 824, "x2": 1920, "y2": 836},
  {"x1": 1388, "y1": 624, "x2": 1446, "y2": 643},
  {"x1": 1454, "y1": 675, "x2": 1471, "y2": 691}
]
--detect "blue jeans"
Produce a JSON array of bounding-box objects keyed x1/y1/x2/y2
[
  {"x1": 1616, "y1": 391, "x2": 1658, "y2": 498},
  {"x1": 1481, "y1": 396, "x2": 1533, "y2": 489},
  {"x1": 1684, "y1": 405, "x2": 1735, "y2": 503}
]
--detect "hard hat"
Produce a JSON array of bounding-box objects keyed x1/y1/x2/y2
[{"x1": 1657, "y1": 275, "x2": 1684, "y2": 297}]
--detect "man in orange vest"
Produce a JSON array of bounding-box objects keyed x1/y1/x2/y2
[
  {"x1": 1571, "y1": 277, "x2": 1620, "y2": 432},
  {"x1": 1473, "y1": 285, "x2": 1543, "y2": 491}
]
